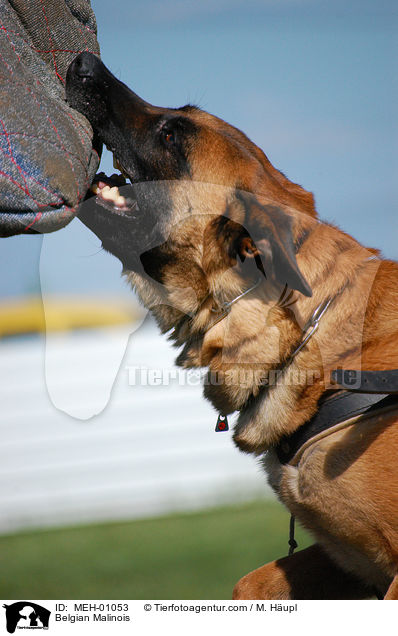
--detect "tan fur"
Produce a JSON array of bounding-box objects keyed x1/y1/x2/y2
[
  {"x1": 232, "y1": 545, "x2": 376, "y2": 600},
  {"x1": 121, "y1": 107, "x2": 398, "y2": 599}
]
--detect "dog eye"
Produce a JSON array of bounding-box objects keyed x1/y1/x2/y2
[{"x1": 161, "y1": 129, "x2": 175, "y2": 146}]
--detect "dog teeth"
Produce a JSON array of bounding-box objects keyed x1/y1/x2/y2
[
  {"x1": 90, "y1": 176, "x2": 136, "y2": 213},
  {"x1": 101, "y1": 185, "x2": 117, "y2": 201},
  {"x1": 96, "y1": 184, "x2": 128, "y2": 209}
]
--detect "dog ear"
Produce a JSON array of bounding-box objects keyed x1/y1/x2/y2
[{"x1": 232, "y1": 191, "x2": 312, "y2": 297}]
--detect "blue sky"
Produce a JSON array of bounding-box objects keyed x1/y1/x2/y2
[{"x1": 1, "y1": 0, "x2": 397, "y2": 298}]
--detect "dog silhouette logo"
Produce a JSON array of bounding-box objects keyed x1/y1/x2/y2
[{"x1": 3, "y1": 602, "x2": 50, "y2": 633}]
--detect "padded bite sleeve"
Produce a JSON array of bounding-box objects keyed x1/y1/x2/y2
[{"x1": 0, "y1": 0, "x2": 101, "y2": 236}]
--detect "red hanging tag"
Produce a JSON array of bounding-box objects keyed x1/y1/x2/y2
[{"x1": 215, "y1": 414, "x2": 229, "y2": 432}]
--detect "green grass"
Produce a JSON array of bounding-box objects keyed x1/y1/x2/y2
[{"x1": 0, "y1": 500, "x2": 312, "y2": 599}]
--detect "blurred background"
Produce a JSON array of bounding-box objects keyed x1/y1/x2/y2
[{"x1": 0, "y1": 0, "x2": 397, "y2": 598}]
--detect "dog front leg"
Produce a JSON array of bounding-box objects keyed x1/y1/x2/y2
[{"x1": 232, "y1": 544, "x2": 373, "y2": 600}]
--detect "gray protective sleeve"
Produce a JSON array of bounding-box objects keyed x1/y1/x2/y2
[{"x1": 0, "y1": 0, "x2": 101, "y2": 236}]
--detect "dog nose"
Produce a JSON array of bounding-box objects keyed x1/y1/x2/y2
[{"x1": 69, "y1": 52, "x2": 100, "y2": 79}]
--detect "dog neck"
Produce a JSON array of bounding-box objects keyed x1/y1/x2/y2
[
  {"x1": 126, "y1": 218, "x2": 387, "y2": 456},
  {"x1": 232, "y1": 226, "x2": 384, "y2": 455}
]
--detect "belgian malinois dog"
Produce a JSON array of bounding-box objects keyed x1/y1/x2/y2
[{"x1": 66, "y1": 52, "x2": 398, "y2": 600}]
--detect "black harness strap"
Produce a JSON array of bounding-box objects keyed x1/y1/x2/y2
[
  {"x1": 276, "y1": 366, "x2": 398, "y2": 557},
  {"x1": 275, "y1": 391, "x2": 398, "y2": 466},
  {"x1": 332, "y1": 369, "x2": 398, "y2": 393},
  {"x1": 279, "y1": 385, "x2": 398, "y2": 559}
]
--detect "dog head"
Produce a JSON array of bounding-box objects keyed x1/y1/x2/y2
[
  {"x1": 66, "y1": 53, "x2": 315, "y2": 412},
  {"x1": 66, "y1": 53, "x2": 316, "y2": 207}
]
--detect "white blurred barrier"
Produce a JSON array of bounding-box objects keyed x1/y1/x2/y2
[{"x1": 0, "y1": 321, "x2": 271, "y2": 533}]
